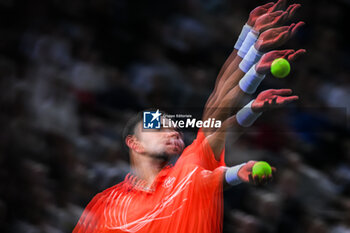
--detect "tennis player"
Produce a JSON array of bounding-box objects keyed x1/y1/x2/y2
[{"x1": 73, "y1": 1, "x2": 304, "y2": 232}]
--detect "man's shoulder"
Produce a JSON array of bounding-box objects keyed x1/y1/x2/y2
[
  {"x1": 169, "y1": 162, "x2": 201, "y2": 178},
  {"x1": 93, "y1": 179, "x2": 130, "y2": 200}
]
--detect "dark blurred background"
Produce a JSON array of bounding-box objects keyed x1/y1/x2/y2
[{"x1": 0, "y1": 0, "x2": 349, "y2": 232}]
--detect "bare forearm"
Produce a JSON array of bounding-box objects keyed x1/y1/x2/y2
[
  {"x1": 203, "y1": 68, "x2": 246, "y2": 124},
  {"x1": 204, "y1": 50, "x2": 240, "y2": 117},
  {"x1": 216, "y1": 55, "x2": 243, "y2": 91},
  {"x1": 204, "y1": 24, "x2": 255, "y2": 121},
  {"x1": 204, "y1": 40, "x2": 261, "y2": 122},
  {"x1": 216, "y1": 50, "x2": 238, "y2": 84},
  {"x1": 206, "y1": 115, "x2": 245, "y2": 160},
  {"x1": 215, "y1": 86, "x2": 247, "y2": 121}
]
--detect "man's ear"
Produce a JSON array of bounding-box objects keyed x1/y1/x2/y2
[{"x1": 125, "y1": 135, "x2": 144, "y2": 153}]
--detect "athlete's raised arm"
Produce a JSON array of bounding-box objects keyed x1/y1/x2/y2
[
  {"x1": 210, "y1": 1, "x2": 299, "y2": 100},
  {"x1": 204, "y1": 48, "x2": 305, "y2": 127},
  {"x1": 206, "y1": 88, "x2": 299, "y2": 161},
  {"x1": 204, "y1": 12, "x2": 303, "y2": 124},
  {"x1": 216, "y1": 1, "x2": 277, "y2": 81},
  {"x1": 198, "y1": 1, "x2": 304, "y2": 163}
]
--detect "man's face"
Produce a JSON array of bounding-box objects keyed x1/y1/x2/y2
[{"x1": 135, "y1": 117, "x2": 185, "y2": 158}]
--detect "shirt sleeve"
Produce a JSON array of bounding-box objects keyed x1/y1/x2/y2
[
  {"x1": 176, "y1": 129, "x2": 225, "y2": 171},
  {"x1": 73, "y1": 191, "x2": 106, "y2": 233},
  {"x1": 73, "y1": 184, "x2": 121, "y2": 233}
]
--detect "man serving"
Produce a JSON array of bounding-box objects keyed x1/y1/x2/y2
[{"x1": 73, "y1": 1, "x2": 305, "y2": 232}]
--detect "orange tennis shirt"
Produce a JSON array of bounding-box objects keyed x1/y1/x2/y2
[{"x1": 73, "y1": 129, "x2": 226, "y2": 233}]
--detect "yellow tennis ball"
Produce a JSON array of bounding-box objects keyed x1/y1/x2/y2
[
  {"x1": 271, "y1": 58, "x2": 290, "y2": 78},
  {"x1": 252, "y1": 161, "x2": 272, "y2": 179}
]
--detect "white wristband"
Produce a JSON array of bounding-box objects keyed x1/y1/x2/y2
[
  {"x1": 236, "y1": 100, "x2": 262, "y2": 127},
  {"x1": 237, "y1": 31, "x2": 258, "y2": 58},
  {"x1": 225, "y1": 163, "x2": 246, "y2": 185},
  {"x1": 234, "y1": 24, "x2": 252, "y2": 50},
  {"x1": 239, "y1": 65, "x2": 265, "y2": 94},
  {"x1": 239, "y1": 45, "x2": 263, "y2": 73}
]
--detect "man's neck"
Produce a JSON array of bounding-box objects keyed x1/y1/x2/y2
[{"x1": 130, "y1": 153, "x2": 169, "y2": 188}]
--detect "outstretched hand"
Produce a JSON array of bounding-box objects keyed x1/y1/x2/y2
[
  {"x1": 256, "y1": 49, "x2": 306, "y2": 74},
  {"x1": 255, "y1": 22, "x2": 305, "y2": 52},
  {"x1": 247, "y1": 0, "x2": 288, "y2": 27},
  {"x1": 238, "y1": 161, "x2": 277, "y2": 185},
  {"x1": 285, "y1": 3, "x2": 301, "y2": 21},
  {"x1": 253, "y1": 4, "x2": 301, "y2": 34},
  {"x1": 247, "y1": 2, "x2": 274, "y2": 27},
  {"x1": 253, "y1": 11, "x2": 288, "y2": 34},
  {"x1": 267, "y1": 0, "x2": 287, "y2": 13},
  {"x1": 251, "y1": 89, "x2": 299, "y2": 113}
]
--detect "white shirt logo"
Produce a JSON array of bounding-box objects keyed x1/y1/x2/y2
[{"x1": 163, "y1": 176, "x2": 176, "y2": 189}]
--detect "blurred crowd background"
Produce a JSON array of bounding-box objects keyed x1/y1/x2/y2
[{"x1": 0, "y1": 0, "x2": 349, "y2": 232}]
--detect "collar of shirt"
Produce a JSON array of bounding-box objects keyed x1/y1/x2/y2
[{"x1": 124, "y1": 165, "x2": 173, "y2": 193}]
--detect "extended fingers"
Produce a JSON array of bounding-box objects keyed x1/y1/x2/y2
[
  {"x1": 270, "y1": 25, "x2": 290, "y2": 35},
  {"x1": 291, "y1": 21, "x2": 305, "y2": 36},
  {"x1": 270, "y1": 10, "x2": 284, "y2": 17},
  {"x1": 282, "y1": 49, "x2": 295, "y2": 59},
  {"x1": 287, "y1": 49, "x2": 306, "y2": 61},
  {"x1": 271, "y1": 89, "x2": 293, "y2": 96},
  {"x1": 277, "y1": 29, "x2": 290, "y2": 41},
  {"x1": 278, "y1": 11, "x2": 289, "y2": 23},
  {"x1": 262, "y1": 2, "x2": 275, "y2": 9},
  {"x1": 288, "y1": 23, "x2": 296, "y2": 32},
  {"x1": 277, "y1": 95, "x2": 299, "y2": 104},
  {"x1": 269, "y1": 0, "x2": 287, "y2": 12},
  {"x1": 271, "y1": 23, "x2": 297, "y2": 45},
  {"x1": 286, "y1": 4, "x2": 301, "y2": 19},
  {"x1": 265, "y1": 49, "x2": 291, "y2": 58},
  {"x1": 286, "y1": 4, "x2": 296, "y2": 13}
]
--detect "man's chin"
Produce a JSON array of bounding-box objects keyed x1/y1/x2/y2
[
  {"x1": 154, "y1": 154, "x2": 170, "y2": 161},
  {"x1": 154, "y1": 150, "x2": 179, "y2": 160}
]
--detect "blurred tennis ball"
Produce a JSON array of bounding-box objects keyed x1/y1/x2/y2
[
  {"x1": 271, "y1": 58, "x2": 290, "y2": 78},
  {"x1": 252, "y1": 161, "x2": 272, "y2": 179}
]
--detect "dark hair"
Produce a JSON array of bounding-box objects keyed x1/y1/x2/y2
[
  {"x1": 122, "y1": 109, "x2": 171, "y2": 151},
  {"x1": 122, "y1": 111, "x2": 144, "y2": 141}
]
